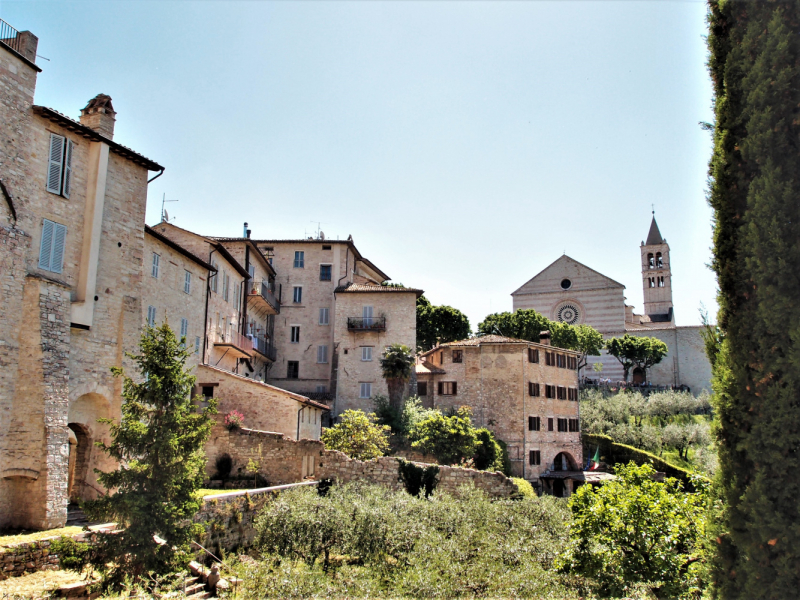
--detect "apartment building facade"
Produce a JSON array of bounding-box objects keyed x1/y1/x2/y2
[
  {"x1": 0, "y1": 26, "x2": 164, "y2": 529},
  {"x1": 415, "y1": 334, "x2": 583, "y2": 495},
  {"x1": 253, "y1": 238, "x2": 421, "y2": 417}
]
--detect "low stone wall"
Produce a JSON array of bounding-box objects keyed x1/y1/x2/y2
[
  {"x1": 0, "y1": 529, "x2": 104, "y2": 581},
  {"x1": 317, "y1": 451, "x2": 519, "y2": 498}
]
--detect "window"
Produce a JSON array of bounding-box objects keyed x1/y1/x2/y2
[
  {"x1": 151, "y1": 253, "x2": 160, "y2": 278},
  {"x1": 656, "y1": 252, "x2": 663, "y2": 268},
  {"x1": 649, "y1": 277, "x2": 656, "y2": 288},
  {"x1": 545, "y1": 351, "x2": 555, "y2": 366},
  {"x1": 360, "y1": 382, "x2": 372, "y2": 398},
  {"x1": 38, "y1": 219, "x2": 67, "y2": 274},
  {"x1": 46, "y1": 133, "x2": 74, "y2": 198},
  {"x1": 293, "y1": 286, "x2": 302, "y2": 303},
  {"x1": 557, "y1": 386, "x2": 566, "y2": 400},
  {"x1": 320, "y1": 264, "x2": 332, "y2": 281},
  {"x1": 180, "y1": 318, "x2": 188, "y2": 346},
  {"x1": 529, "y1": 450, "x2": 541, "y2": 466},
  {"x1": 568, "y1": 388, "x2": 579, "y2": 401},
  {"x1": 322, "y1": 244, "x2": 331, "y2": 250},
  {"x1": 290, "y1": 326, "x2": 300, "y2": 343},
  {"x1": 184, "y1": 271, "x2": 191, "y2": 294},
  {"x1": 557, "y1": 418, "x2": 568, "y2": 433},
  {"x1": 211, "y1": 262, "x2": 219, "y2": 292},
  {"x1": 362, "y1": 305, "x2": 374, "y2": 325},
  {"x1": 528, "y1": 382, "x2": 540, "y2": 397},
  {"x1": 294, "y1": 251, "x2": 305, "y2": 268},
  {"x1": 319, "y1": 307, "x2": 329, "y2": 325},
  {"x1": 417, "y1": 382, "x2": 428, "y2": 396},
  {"x1": 317, "y1": 345, "x2": 329, "y2": 363},
  {"x1": 233, "y1": 281, "x2": 240, "y2": 309},
  {"x1": 316, "y1": 385, "x2": 328, "y2": 394},
  {"x1": 648, "y1": 253, "x2": 655, "y2": 269},
  {"x1": 556, "y1": 354, "x2": 566, "y2": 368},
  {"x1": 438, "y1": 381, "x2": 457, "y2": 396},
  {"x1": 361, "y1": 346, "x2": 373, "y2": 361},
  {"x1": 545, "y1": 385, "x2": 556, "y2": 399},
  {"x1": 548, "y1": 418, "x2": 554, "y2": 432},
  {"x1": 248, "y1": 264, "x2": 255, "y2": 279},
  {"x1": 223, "y1": 272, "x2": 230, "y2": 302},
  {"x1": 528, "y1": 416, "x2": 541, "y2": 431},
  {"x1": 452, "y1": 350, "x2": 463, "y2": 363},
  {"x1": 528, "y1": 348, "x2": 539, "y2": 363},
  {"x1": 195, "y1": 336, "x2": 200, "y2": 354},
  {"x1": 568, "y1": 418, "x2": 580, "y2": 432},
  {"x1": 202, "y1": 386, "x2": 215, "y2": 399},
  {"x1": 147, "y1": 305, "x2": 156, "y2": 327},
  {"x1": 658, "y1": 276, "x2": 665, "y2": 288},
  {"x1": 567, "y1": 356, "x2": 577, "y2": 370},
  {"x1": 287, "y1": 361, "x2": 299, "y2": 379}
]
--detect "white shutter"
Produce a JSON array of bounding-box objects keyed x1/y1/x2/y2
[
  {"x1": 62, "y1": 140, "x2": 73, "y2": 198},
  {"x1": 363, "y1": 305, "x2": 373, "y2": 325},
  {"x1": 38, "y1": 219, "x2": 54, "y2": 270},
  {"x1": 46, "y1": 134, "x2": 65, "y2": 194},
  {"x1": 51, "y1": 223, "x2": 67, "y2": 274},
  {"x1": 317, "y1": 345, "x2": 328, "y2": 363}
]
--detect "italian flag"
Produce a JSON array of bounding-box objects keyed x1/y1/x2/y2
[{"x1": 588, "y1": 447, "x2": 601, "y2": 471}]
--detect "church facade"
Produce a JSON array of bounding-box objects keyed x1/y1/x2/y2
[{"x1": 511, "y1": 217, "x2": 711, "y2": 393}]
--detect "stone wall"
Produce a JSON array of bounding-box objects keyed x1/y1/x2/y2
[{"x1": 0, "y1": 529, "x2": 107, "y2": 581}]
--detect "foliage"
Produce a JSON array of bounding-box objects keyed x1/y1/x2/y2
[
  {"x1": 320, "y1": 410, "x2": 390, "y2": 461},
  {"x1": 214, "y1": 453, "x2": 233, "y2": 480},
  {"x1": 605, "y1": 334, "x2": 669, "y2": 382},
  {"x1": 572, "y1": 324, "x2": 605, "y2": 375},
  {"x1": 511, "y1": 477, "x2": 536, "y2": 499},
  {"x1": 699, "y1": 304, "x2": 724, "y2": 369},
  {"x1": 224, "y1": 410, "x2": 244, "y2": 430},
  {"x1": 397, "y1": 459, "x2": 439, "y2": 497},
  {"x1": 472, "y1": 428, "x2": 504, "y2": 472},
  {"x1": 661, "y1": 422, "x2": 711, "y2": 462},
  {"x1": 416, "y1": 295, "x2": 472, "y2": 352},
  {"x1": 379, "y1": 343, "x2": 415, "y2": 410},
  {"x1": 248, "y1": 482, "x2": 582, "y2": 598},
  {"x1": 373, "y1": 394, "x2": 436, "y2": 438},
  {"x1": 407, "y1": 406, "x2": 478, "y2": 465},
  {"x1": 50, "y1": 536, "x2": 92, "y2": 572},
  {"x1": 561, "y1": 462, "x2": 707, "y2": 599},
  {"x1": 83, "y1": 322, "x2": 216, "y2": 590}
]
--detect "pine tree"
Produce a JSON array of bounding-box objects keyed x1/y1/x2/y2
[
  {"x1": 706, "y1": 2, "x2": 800, "y2": 596},
  {"x1": 84, "y1": 323, "x2": 217, "y2": 590}
]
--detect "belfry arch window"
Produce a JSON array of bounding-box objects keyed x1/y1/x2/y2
[
  {"x1": 649, "y1": 277, "x2": 656, "y2": 288},
  {"x1": 656, "y1": 252, "x2": 663, "y2": 268},
  {"x1": 658, "y1": 276, "x2": 665, "y2": 288},
  {"x1": 648, "y1": 253, "x2": 654, "y2": 269}
]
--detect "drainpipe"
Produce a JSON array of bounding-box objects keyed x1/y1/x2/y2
[
  {"x1": 203, "y1": 247, "x2": 219, "y2": 365},
  {"x1": 147, "y1": 168, "x2": 165, "y2": 184},
  {"x1": 522, "y1": 345, "x2": 526, "y2": 481},
  {"x1": 296, "y1": 405, "x2": 304, "y2": 441}
]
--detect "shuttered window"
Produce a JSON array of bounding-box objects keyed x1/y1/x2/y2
[
  {"x1": 545, "y1": 351, "x2": 554, "y2": 366},
  {"x1": 557, "y1": 418, "x2": 568, "y2": 432},
  {"x1": 452, "y1": 350, "x2": 463, "y2": 363},
  {"x1": 293, "y1": 286, "x2": 302, "y2": 303},
  {"x1": 38, "y1": 219, "x2": 67, "y2": 273},
  {"x1": 151, "y1": 253, "x2": 160, "y2": 278},
  {"x1": 287, "y1": 361, "x2": 299, "y2": 379},
  {"x1": 528, "y1": 382, "x2": 540, "y2": 397},
  {"x1": 547, "y1": 418, "x2": 554, "y2": 432},
  {"x1": 545, "y1": 385, "x2": 556, "y2": 399},
  {"x1": 211, "y1": 263, "x2": 218, "y2": 292},
  {"x1": 417, "y1": 382, "x2": 428, "y2": 396},
  {"x1": 147, "y1": 306, "x2": 156, "y2": 327},
  {"x1": 223, "y1": 272, "x2": 230, "y2": 301},
  {"x1": 361, "y1": 346, "x2": 373, "y2": 361},
  {"x1": 568, "y1": 418, "x2": 580, "y2": 432},
  {"x1": 46, "y1": 134, "x2": 74, "y2": 197},
  {"x1": 319, "y1": 308, "x2": 329, "y2": 325},
  {"x1": 290, "y1": 326, "x2": 300, "y2": 343},
  {"x1": 294, "y1": 251, "x2": 305, "y2": 268},
  {"x1": 317, "y1": 345, "x2": 329, "y2": 363},
  {"x1": 557, "y1": 386, "x2": 567, "y2": 400},
  {"x1": 320, "y1": 264, "x2": 332, "y2": 281},
  {"x1": 184, "y1": 271, "x2": 191, "y2": 294},
  {"x1": 195, "y1": 336, "x2": 201, "y2": 354},
  {"x1": 528, "y1": 348, "x2": 539, "y2": 363},
  {"x1": 568, "y1": 388, "x2": 578, "y2": 401},
  {"x1": 528, "y1": 416, "x2": 540, "y2": 431},
  {"x1": 180, "y1": 318, "x2": 188, "y2": 347},
  {"x1": 529, "y1": 450, "x2": 541, "y2": 466},
  {"x1": 438, "y1": 381, "x2": 457, "y2": 396},
  {"x1": 359, "y1": 382, "x2": 372, "y2": 398}
]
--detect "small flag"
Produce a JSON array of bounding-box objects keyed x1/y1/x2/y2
[{"x1": 589, "y1": 447, "x2": 601, "y2": 471}]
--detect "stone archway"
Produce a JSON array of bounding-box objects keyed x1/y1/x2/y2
[
  {"x1": 553, "y1": 451, "x2": 578, "y2": 472},
  {"x1": 67, "y1": 424, "x2": 89, "y2": 502},
  {"x1": 68, "y1": 393, "x2": 111, "y2": 501},
  {"x1": 632, "y1": 367, "x2": 645, "y2": 384}
]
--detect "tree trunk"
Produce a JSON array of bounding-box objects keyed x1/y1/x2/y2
[{"x1": 386, "y1": 378, "x2": 406, "y2": 411}]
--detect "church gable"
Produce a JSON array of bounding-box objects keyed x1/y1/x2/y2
[{"x1": 512, "y1": 255, "x2": 625, "y2": 297}]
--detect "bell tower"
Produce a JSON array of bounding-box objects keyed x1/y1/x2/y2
[{"x1": 640, "y1": 214, "x2": 674, "y2": 323}]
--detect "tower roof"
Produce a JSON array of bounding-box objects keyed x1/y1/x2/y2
[{"x1": 645, "y1": 216, "x2": 664, "y2": 245}]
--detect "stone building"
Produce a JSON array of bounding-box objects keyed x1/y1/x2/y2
[
  {"x1": 511, "y1": 216, "x2": 712, "y2": 392},
  {"x1": 0, "y1": 26, "x2": 164, "y2": 529},
  {"x1": 251, "y1": 237, "x2": 422, "y2": 418},
  {"x1": 415, "y1": 334, "x2": 583, "y2": 494}
]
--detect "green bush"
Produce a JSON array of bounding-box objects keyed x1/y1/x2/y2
[
  {"x1": 248, "y1": 482, "x2": 582, "y2": 598},
  {"x1": 397, "y1": 459, "x2": 439, "y2": 498},
  {"x1": 511, "y1": 477, "x2": 536, "y2": 499},
  {"x1": 50, "y1": 536, "x2": 92, "y2": 572},
  {"x1": 472, "y1": 428, "x2": 504, "y2": 472},
  {"x1": 321, "y1": 410, "x2": 390, "y2": 461}
]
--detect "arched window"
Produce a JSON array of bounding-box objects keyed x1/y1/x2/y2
[
  {"x1": 656, "y1": 252, "x2": 663, "y2": 268},
  {"x1": 658, "y1": 276, "x2": 665, "y2": 288},
  {"x1": 649, "y1": 277, "x2": 655, "y2": 288},
  {"x1": 648, "y1": 253, "x2": 654, "y2": 269}
]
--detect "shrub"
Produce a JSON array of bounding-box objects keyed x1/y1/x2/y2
[
  {"x1": 321, "y1": 410, "x2": 390, "y2": 461},
  {"x1": 50, "y1": 536, "x2": 92, "y2": 572},
  {"x1": 473, "y1": 428, "x2": 504, "y2": 472},
  {"x1": 225, "y1": 410, "x2": 244, "y2": 430},
  {"x1": 397, "y1": 459, "x2": 439, "y2": 497},
  {"x1": 407, "y1": 406, "x2": 478, "y2": 465},
  {"x1": 511, "y1": 477, "x2": 536, "y2": 499}
]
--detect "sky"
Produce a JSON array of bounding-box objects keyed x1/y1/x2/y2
[{"x1": 2, "y1": 0, "x2": 716, "y2": 330}]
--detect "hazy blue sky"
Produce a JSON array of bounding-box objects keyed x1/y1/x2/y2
[{"x1": 3, "y1": 0, "x2": 715, "y2": 329}]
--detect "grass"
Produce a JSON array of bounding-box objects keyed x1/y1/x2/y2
[
  {"x1": 0, "y1": 526, "x2": 84, "y2": 548},
  {"x1": 0, "y1": 568, "x2": 88, "y2": 598}
]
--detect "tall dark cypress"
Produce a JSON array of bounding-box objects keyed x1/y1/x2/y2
[{"x1": 707, "y1": 1, "x2": 800, "y2": 597}]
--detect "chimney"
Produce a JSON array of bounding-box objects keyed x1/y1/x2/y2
[
  {"x1": 243, "y1": 222, "x2": 249, "y2": 237},
  {"x1": 80, "y1": 94, "x2": 116, "y2": 140},
  {"x1": 539, "y1": 330, "x2": 551, "y2": 346},
  {"x1": 14, "y1": 31, "x2": 39, "y2": 63},
  {"x1": 246, "y1": 229, "x2": 252, "y2": 239}
]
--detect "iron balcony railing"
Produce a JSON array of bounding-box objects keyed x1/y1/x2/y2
[
  {"x1": 249, "y1": 280, "x2": 281, "y2": 314},
  {"x1": 251, "y1": 334, "x2": 277, "y2": 361},
  {"x1": 0, "y1": 19, "x2": 25, "y2": 57},
  {"x1": 214, "y1": 328, "x2": 253, "y2": 356},
  {"x1": 347, "y1": 316, "x2": 386, "y2": 332}
]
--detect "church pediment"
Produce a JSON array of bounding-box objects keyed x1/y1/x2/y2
[{"x1": 512, "y1": 255, "x2": 625, "y2": 296}]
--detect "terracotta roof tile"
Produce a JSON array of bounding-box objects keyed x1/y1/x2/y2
[{"x1": 334, "y1": 282, "x2": 424, "y2": 297}]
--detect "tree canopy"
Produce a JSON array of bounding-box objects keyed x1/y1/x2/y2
[
  {"x1": 379, "y1": 343, "x2": 415, "y2": 410},
  {"x1": 84, "y1": 322, "x2": 216, "y2": 590},
  {"x1": 416, "y1": 295, "x2": 471, "y2": 352},
  {"x1": 605, "y1": 334, "x2": 668, "y2": 382},
  {"x1": 706, "y1": 2, "x2": 800, "y2": 596},
  {"x1": 321, "y1": 410, "x2": 390, "y2": 461}
]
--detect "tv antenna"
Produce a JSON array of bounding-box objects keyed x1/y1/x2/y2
[
  {"x1": 310, "y1": 221, "x2": 328, "y2": 240},
  {"x1": 161, "y1": 193, "x2": 179, "y2": 223}
]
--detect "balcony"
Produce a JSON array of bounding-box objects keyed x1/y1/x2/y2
[
  {"x1": 251, "y1": 334, "x2": 277, "y2": 362},
  {"x1": 213, "y1": 329, "x2": 253, "y2": 359},
  {"x1": 347, "y1": 316, "x2": 386, "y2": 332},
  {"x1": 247, "y1": 280, "x2": 280, "y2": 315}
]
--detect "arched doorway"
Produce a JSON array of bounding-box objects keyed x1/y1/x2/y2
[
  {"x1": 553, "y1": 452, "x2": 577, "y2": 472},
  {"x1": 632, "y1": 367, "x2": 645, "y2": 384},
  {"x1": 68, "y1": 393, "x2": 111, "y2": 502},
  {"x1": 67, "y1": 424, "x2": 90, "y2": 502}
]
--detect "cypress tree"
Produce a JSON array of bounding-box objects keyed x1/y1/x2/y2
[{"x1": 706, "y1": 1, "x2": 800, "y2": 597}]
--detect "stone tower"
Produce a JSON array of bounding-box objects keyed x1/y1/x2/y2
[{"x1": 640, "y1": 216, "x2": 674, "y2": 323}]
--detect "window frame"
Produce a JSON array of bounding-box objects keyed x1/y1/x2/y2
[
  {"x1": 287, "y1": 361, "x2": 299, "y2": 379},
  {"x1": 317, "y1": 345, "x2": 329, "y2": 364},
  {"x1": 147, "y1": 305, "x2": 156, "y2": 327},
  {"x1": 319, "y1": 307, "x2": 330, "y2": 325},
  {"x1": 452, "y1": 349, "x2": 463, "y2": 363},
  {"x1": 528, "y1": 382, "x2": 540, "y2": 397},
  {"x1": 294, "y1": 251, "x2": 305, "y2": 268},
  {"x1": 528, "y1": 416, "x2": 540, "y2": 431},
  {"x1": 319, "y1": 264, "x2": 332, "y2": 281},
  {"x1": 151, "y1": 253, "x2": 160, "y2": 278},
  {"x1": 359, "y1": 382, "x2": 372, "y2": 399},
  {"x1": 438, "y1": 381, "x2": 457, "y2": 396},
  {"x1": 184, "y1": 270, "x2": 191, "y2": 294},
  {"x1": 290, "y1": 326, "x2": 300, "y2": 343},
  {"x1": 529, "y1": 450, "x2": 541, "y2": 466},
  {"x1": 361, "y1": 346, "x2": 373, "y2": 362},
  {"x1": 38, "y1": 219, "x2": 67, "y2": 274},
  {"x1": 417, "y1": 381, "x2": 428, "y2": 396},
  {"x1": 528, "y1": 348, "x2": 539, "y2": 363},
  {"x1": 557, "y1": 418, "x2": 568, "y2": 433},
  {"x1": 293, "y1": 286, "x2": 303, "y2": 304}
]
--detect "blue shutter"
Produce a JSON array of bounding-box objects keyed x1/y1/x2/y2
[
  {"x1": 38, "y1": 219, "x2": 54, "y2": 270},
  {"x1": 46, "y1": 134, "x2": 64, "y2": 194},
  {"x1": 62, "y1": 140, "x2": 73, "y2": 198},
  {"x1": 50, "y1": 223, "x2": 67, "y2": 274}
]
